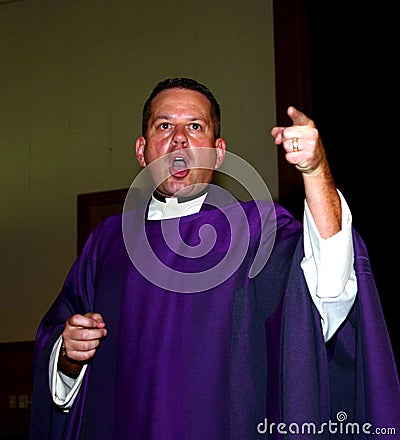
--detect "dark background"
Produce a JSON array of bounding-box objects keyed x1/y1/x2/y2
[{"x1": 275, "y1": 1, "x2": 398, "y2": 368}]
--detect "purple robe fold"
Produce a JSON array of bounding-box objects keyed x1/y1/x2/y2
[{"x1": 30, "y1": 199, "x2": 400, "y2": 439}]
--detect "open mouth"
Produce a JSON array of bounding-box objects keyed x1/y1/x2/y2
[{"x1": 171, "y1": 156, "x2": 189, "y2": 178}]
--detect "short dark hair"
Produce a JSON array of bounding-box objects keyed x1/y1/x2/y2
[{"x1": 141, "y1": 77, "x2": 221, "y2": 138}]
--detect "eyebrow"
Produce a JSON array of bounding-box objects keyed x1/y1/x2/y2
[{"x1": 152, "y1": 116, "x2": 209, "y2": 124}]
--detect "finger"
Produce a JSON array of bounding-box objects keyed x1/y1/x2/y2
[
  {"x1": 75, "y1": 327, "x2": 107, "y2": 343},
  {"x1": 270, "y1": 126, "x2": 284, "y2": 144},
  {"x1": 68, "y1": 313, "x2": 105, "y2": 329},
  {"x1": 63, "y1": 325, "x2": 106, "y2": 348},
  {"x1": 282, "y1": 137, "x2": 302, "y2": 155},
  {"x1": 84, "y1": 312, "x2": 106, "y2": 328},
  {"x1": 287, "y1": 106, "x2": 315, "y2": 128},
  {"x1": 64, "y1": 341, "x2": 99, "y2": 362}
]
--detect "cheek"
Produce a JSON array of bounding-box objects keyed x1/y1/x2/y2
[
  {"x1": 194, "y1": 167, "x2": 214, "y2": 182},
  {"x1": 144, "y1": 141, "x2": 166, "y2": 163}
]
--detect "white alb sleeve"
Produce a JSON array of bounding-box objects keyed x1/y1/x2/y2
[
  {"x1": 300, "y1": 190, "x2": 358, "y2": 342},
  {"x1": 49, "y1": 335, "x2": 88, "y2": 411}
]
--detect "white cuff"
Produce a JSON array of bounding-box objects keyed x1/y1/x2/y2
[
  {"x1": 301, "y1": 189, "x2": 358, "y2": 341},
  {"x1": 301, "y1": 189, "x2": 354, "y2": 298},
  {"x1": 49, "y1": 336, "x2": 87, "y2": 410}
]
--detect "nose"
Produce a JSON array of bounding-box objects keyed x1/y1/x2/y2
[{"x1": 171, "y1": 125, "x2": 188, "y2": 147}]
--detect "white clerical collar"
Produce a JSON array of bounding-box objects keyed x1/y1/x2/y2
[{"x1": 147, "y1": 192, "x2": 208, "y2": 220}]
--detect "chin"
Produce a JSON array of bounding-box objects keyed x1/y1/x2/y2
[
  {"x1": 167, "y1": 179, "x2": 209, "y2": 198},
  {"x1": 169, "y1": 182, "x2": 193, "y2": 197}
]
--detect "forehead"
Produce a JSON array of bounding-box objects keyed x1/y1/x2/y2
[{"x1": 150, "y1": 88, "x2": 212, "y2": 117}]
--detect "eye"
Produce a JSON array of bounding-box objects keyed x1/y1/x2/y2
[
  {"x1": 190, "y1": 123, "x2": 201, "y2": 130},
  {"x1": 160, "y1": 122, "x2": 170, "y2": 130}
]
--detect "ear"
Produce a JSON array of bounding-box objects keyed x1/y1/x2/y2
[
  {"x1": 214, "y1": 138, "x2": 227, "y2": 169},
  {"x1": 135, "y1": 136, "x2": 147, "y2": 167}
]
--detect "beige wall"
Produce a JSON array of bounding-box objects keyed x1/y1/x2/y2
[{"x1": 0, "y1": 0, "x2": 277, "y2": 342}]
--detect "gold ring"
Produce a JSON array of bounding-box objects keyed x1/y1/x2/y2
[{"x1": 292, "y1": 137, "x2": 299, "y2": 152}]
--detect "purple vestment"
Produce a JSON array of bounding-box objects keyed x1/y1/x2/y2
[{"x1": 30, "y1": 199, "x2": 400, "y2": 439}]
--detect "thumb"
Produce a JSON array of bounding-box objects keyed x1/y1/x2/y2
[
  {"x1": 85, "y1": 312, "x2": 106, "y2": 328},
  {"x1": 287, "y1": 106, "x2": 315, "y2": 128}
]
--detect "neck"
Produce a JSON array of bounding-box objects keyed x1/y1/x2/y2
[{"x1": 153, "y1": 184, "x2": 210, "y2": 204}]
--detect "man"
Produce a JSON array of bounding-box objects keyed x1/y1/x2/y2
[{"x1": 30, "y1": 78, "x2": 400, "y2": 439}]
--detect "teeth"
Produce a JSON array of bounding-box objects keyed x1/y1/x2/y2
[{"x1": 173, "y1": 157, "x2": 186, "y2": 168}]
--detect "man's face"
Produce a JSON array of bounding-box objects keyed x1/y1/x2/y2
[{"x1": 135, "y1": 88, "x2": 226, "y2": 198}]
